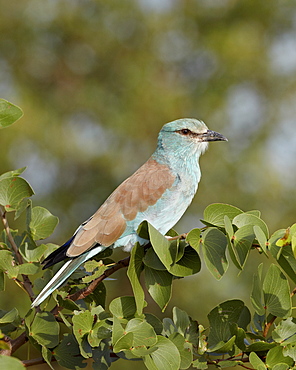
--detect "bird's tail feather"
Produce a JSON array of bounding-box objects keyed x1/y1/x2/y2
[{"x1": 31, "y1": 245, "x2": 108, "y2": 307}]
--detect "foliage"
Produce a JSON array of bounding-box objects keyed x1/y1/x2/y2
[{"x1": 0, "y1": 100, "x2": 296, "y2": 369}]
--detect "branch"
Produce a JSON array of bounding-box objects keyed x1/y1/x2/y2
[
  {"x1": 0, "y1": 208, "x2": 35, "y2": 301},
  {"x1": 68, "y1": 255, "x2": 130, "y2": 301},
  {"x1": 11, "y1": 331, "x2": 28, "y2": 354},
  {"x1": 50, "y1": 256, "x2": 130, "y2": 315},
  {"x1": 0, "y1": 208, "x2": 23, "y2": 264},
  {"x1": 22, "y1": 357, "x2": 57, "y2": 367}
]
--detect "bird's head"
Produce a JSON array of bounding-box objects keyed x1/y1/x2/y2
[{"x1": 157, "y1": 118, "x2": 227, "y2": 159}]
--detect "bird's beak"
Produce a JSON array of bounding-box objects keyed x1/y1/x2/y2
[{"x1": 201, "y1": 130, "x2": 228, "y2": 142}]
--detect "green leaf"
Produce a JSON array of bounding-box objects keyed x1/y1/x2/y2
[
  {"x1": 88, "y1": 320, "x2": 112, "y2": 347},
  {"x1": 283, "y1": 343, "x2": 296, "y2": 361},
  {"x1": 249, "y1": 352, "x2": 267, "y2": 370},
  {"x1": 169, "y1": 332, "x2": 192, "y2": 369},
  {"x1": 224, "y1": 215, "x2": 234, "y2": 238},
  {"x1": 0, "y1": 271, "x2": 4, "y2": 291},
  {"x1": 29, "y1": 206, "x2": 59, "y2": 240},
  {"x1": 143, "y1": 335, "x2": 181, "y2": 370},
  {"x1": 145, "y1": 266, "x2": 173, "y2": 311},
  {"x1": 0, "y1": 250, "x2": 19, "y2": 278},
  {"x1": 207, "y1": 335, "x2": 236, "y2": 353},
  {"x1": 201, "y1": 228, "x2": 228, "y2": 279},
  {"x1": 0, "y1": 167, "x2": 26, "y2": 180},
  {"x1": 246, "y1": 210, "x2": 261, "y2": 217},
  {"x1": 53, "y1": 333, "x2": 87, "y2": 369},
  {"x1": 266, "y1": 345, "x2": 294, "y2": 368},
  {"x1": 145, "y1": 313, "x2": 163, "y2": 335},
  {"x1": 0, "y1": 99, "x2": 23, "y2": 128},
  {"x1": 72, "y1": 310, "x2": 93, "y2": 338},
  {"x1": 0, "y1": 308, "x2": 18, "y2": 324},
  {"x1": 226, "y1": 234, "x2": 242, "y2": 270},
  {"x1": 203, "y1": 203, "x2": 243, "y2": 228},
  {"x1": 269, "y1": 229, "x2": 296, "y2": 283},
  {"x1": 163, "y1": 318, "x2": 177, "y2": 337},
  {"x1": 172, "y1": 307, "x2": 190, "y2": 335},
  {"x1": 233, "y1": 225, "x2": 255, "y2": 268},
  {"x1": 0, "y1": 355, "x2": 25, "y2": 369},
  {"x1": 290, "y1": 223, "x2": 296, "y2": 258},
  {"x1": 272, "y1": 317, "x2": 296, "y2": 344},
  {"x1": 0, "y1": 177, "x2": 34, "y2": 212},
  {"x1": 109, "y1": 296, "x2": 137, "y2": 321},
  {"x1": 82, "y1": 260, "x2": 107, "y2": 283},
  {"x1": 126, "y1": 318, "x2": 157, "y2": 347},
  {"x1": 72, "y1": 310, "x2": 94, "y2": 358},
  {"x1": 18, "y1": 262, "x2": 40, "y2": 275},
  {"x1": 127, "y1": 242, "x2": 145, "y2": 315},
  {"x1": 19, "y1": 240, "x2": 51, "y2": 263},
  {"x1": 143, "y1": 247, "x2": 167, "y2": 270},
  {"x1": 41, "y1": 346, "x2": 54, "y2": 370},
  {"x1": 233, "y1": 213, "x2": 269, "y2": 238},
  {"x1": 186, "y1": 228, "x2": 201, "y2": 250},
  {"x1": 85, "y1": 281, "x2": 106, "y2": 307},
  {"x1": 251, "y1": 263, "x2": 265, "y2": 315},
  {"x1": 254, "y1": 225, "x2": 268, "y2": 255},
  {"x1": 207, "y1": 300, "x2": 250, "y2": 350},
  {"x1": 185, "y1": 319, "x2": 199, "y2": 346},
  {"x1": 192, "y1": 355, "x2": 208, "y2": 369},
  {"x1": 147, "y1": 222, "x2": 177, "y2": 269},
  {"x1": 272, "y1": 364, "x2": 290, "y2": 370},
  {"x1": 30, "y1": 312, "x2": 60, "y2": 348},
  {"x1": 92, "y1": 339, "x2": 112, "y2": 370},
  {"x1": 263, "y1": 264, "x2": 292, "y2": 318},
  {"x1": 168, "y1": 246, "x2": 201, "y2": 277},
  {"x1": 113, "y1": 332, "x2": 133, "y2": 353},
  {"x1": 112, "y1": 316, "x2": 124, "y2": 345},
  {"x1": 247, "y1": 341, "x2": 276, "y2": 352}
]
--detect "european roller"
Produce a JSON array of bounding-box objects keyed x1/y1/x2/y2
[{"x1": 32, "y1": 118, "x2": 227, "y2": 307}]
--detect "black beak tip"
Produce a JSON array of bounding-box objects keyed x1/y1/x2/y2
[{"x1": 205, "y1": 130, "x2": 228, "y2": 142}]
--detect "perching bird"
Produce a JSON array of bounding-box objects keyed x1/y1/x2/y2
[{"x1": 32, "y1": 118, "x2": 227, "y2": 307}]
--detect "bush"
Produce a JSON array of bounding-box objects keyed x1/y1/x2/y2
[{"x1": 0, "y1": 100, "x2": 295, "y2": 369}]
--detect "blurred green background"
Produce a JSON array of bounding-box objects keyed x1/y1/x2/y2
[{"x1": 1, "y1": 0, "x2": 296, "y2": 368}]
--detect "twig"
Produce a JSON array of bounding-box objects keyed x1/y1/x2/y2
[
  {"x1": 0, "y1": 208, "x2": 35, "y2": 301},
  {"x1": 0, "y1": 208, "x2": 23, "y2": 264},
  {"x1": 11, "y1": 331, "x2": 28, "y2": 354},
  {"x1": 22, "y1": 356, "x2": 57, "y2": 367},
  {"x1": 0, "y1": 335, "x2": 12, "y2": 356},
  {"x1": 0, "y1": 209, "x2": 35, "y2": 300},
  {"x1": 67, "y1": 255, "x2": 130, "y2": 302},
  {"x1": 167, "y1": 233, "x2": 188, "y2": 241}
]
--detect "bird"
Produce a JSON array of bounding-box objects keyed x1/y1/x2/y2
[{"x1": 31, "y1": 118, "x2": 227, "y2": 307}]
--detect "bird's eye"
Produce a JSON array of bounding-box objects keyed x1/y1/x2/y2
[{"x1": 180, "y1": 129, "x2": 190, "y2": 135}]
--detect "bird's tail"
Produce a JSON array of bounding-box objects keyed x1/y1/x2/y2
[{"x1": 31, "y1": 245, "x2": 108, "y2": 307}]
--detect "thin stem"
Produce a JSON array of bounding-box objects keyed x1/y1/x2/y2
[
  {"x1": 0, "y1": 207, "x2": 35, "y2": 301},
  {"x1": 22, "y1": 357, "x2": 57, "y2": 367},
  {"x1": 0, "y1": 208, "x2": 23, "y2": 264},
  {"x1": 11, "y1": 331, "x2": 28, "y2": 354},
  {"x1": 68, "y1": 255, "x2": 130, "y2": 301}
]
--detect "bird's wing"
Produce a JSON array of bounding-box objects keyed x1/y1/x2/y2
[{"x1": 66, "y1": 158, "x2": 175, "y2": 257}]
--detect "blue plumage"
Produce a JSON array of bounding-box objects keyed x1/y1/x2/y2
[{"x1": 32, "y1": 118, "x2": 227, "y2": 307}]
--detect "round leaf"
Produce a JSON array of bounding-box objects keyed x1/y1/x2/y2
[
  {"x1": 168, "y1": 247, "x2": 201, "y2": 277},
  {"x1": 203, "y1": 203, "x2": 243, "y2": 228},
  {"x1": 29, "y1": 206, "x2": 59, "y2": 240},
  {"x1": 144, "y1": 335, "x2": 181, "y2": 370},
  {"x1": 0, "y1": 99, "x2": 23, "y2": 128},
  {"x1": 0, "y1": 355, "x2": 25, "y2": 369},
  {"x1": 0, "y1": 177, "x2": 34, "y2": 212}
]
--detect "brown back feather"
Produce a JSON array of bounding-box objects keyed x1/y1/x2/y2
[{"x1": 66, "y1": 159, "x2": 175, "y2": 257}]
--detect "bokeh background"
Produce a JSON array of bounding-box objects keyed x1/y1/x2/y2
[{"x1": 1, "y1": 0, "x2": 296, "y2": 369}]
